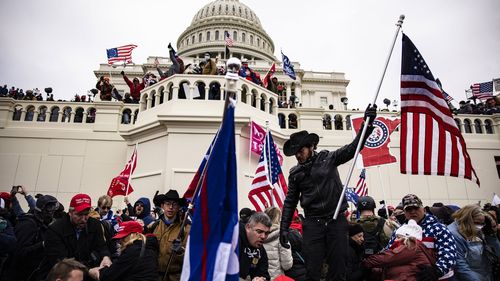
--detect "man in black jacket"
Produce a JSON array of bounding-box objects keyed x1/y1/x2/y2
[
  {"x1": 6, "y1": 195, "x2": 59, "y2": 280},
  {"x1": 39, "y1": 194, "x2": 111, "y2": 280},
  {"x1": 279, "y1": 105, "x2": 377, "y2": 281},
  {"x1": 239, "y1": 212, "x2": 271, "y2": 281}
]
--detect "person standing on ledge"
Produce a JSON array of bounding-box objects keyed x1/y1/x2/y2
[{"x1": 279, "y1": 105, "x2": 377, "y2": 281}]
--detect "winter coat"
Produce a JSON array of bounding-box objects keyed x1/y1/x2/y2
[
  {"x1": 99, "y1": 238, "x2": 158, "y2": 281},
  {"x1": 8, "y1": 212, "x2": 48, "y2": 280},
  {"x1": 38, "y1": 213, "x2": 111, "y2": 279},
  {"x1": 347, "y1": 238, "x2": 365, "y2": 281},
  {"x1": 448, "y1": 222, "x2": 494, "y2": 281},
  {"x1": 239, "y1": 223, "x2": 270, "y2": 280},
  {"x1": 96, "y1": 81, "x2": 113, "y2": 101},
  {"x1": 202, "y1": 59, "x2": 217, "y2": 75},
  {"x1": 123, "y1": 75, "x2": 144, "y2": 102},
  {"x1": 263, "y1": 224, "x2": 293, "y2": 280},
  {"x1": 128, "y1": 197, "x2": 155, "y2": 228},
  {"x1": 387, "y1": 213, "x2": 457, "y2": 278},
  {"x1": 152, "y1": 217, "x2": 190, "y2": 280},
  {"x1": 281, "y1": 127, "x2": 371, "y2": 229},
  {"x1": 363, "y1": 241, "x2": 435, "y2": 281}
]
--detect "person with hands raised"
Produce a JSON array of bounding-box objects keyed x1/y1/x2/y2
[
  {"x1": 121, "y1": 70, "x2": 143, "y2": 103},
  {"x1": 279, "y1": 104, "x2": 377, "y2": 281}
]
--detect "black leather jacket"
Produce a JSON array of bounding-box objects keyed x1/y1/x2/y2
[{"x1": 281, "y1": 126, "x2": 372, "y2": 230}]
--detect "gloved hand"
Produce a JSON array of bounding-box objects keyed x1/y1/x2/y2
[
  {"x1": 363, "y1": 104, "x2": 377, "y2": 126},
  {"x1": 120, "y1": 71, "x2": 125, "y2": 76},
  {"x1": 416, "y1": 265, "x2": 441, "y2": 281},
  {"x1": 171, "y1": 238, "x2": 185, "y2": 255},
  {"x1": 279, "y1": 229, "x2": 290, "y2": 249}
]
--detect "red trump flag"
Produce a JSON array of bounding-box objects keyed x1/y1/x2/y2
[{"x1": 107, "y1": 146, "x2": 137, "y2": 197}]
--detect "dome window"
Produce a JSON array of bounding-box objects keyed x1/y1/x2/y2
[{"x1": 215, "y1": 30, "x2": 219, "y2": 40}]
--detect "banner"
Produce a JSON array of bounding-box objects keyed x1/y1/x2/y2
[
  {"x1": 107, "y1": 146, "x2": 137, "y2": 197},
  {"x1": 351, "y1": 116, "x2": 400, "y2": 168},
  {"x1": 250, "y1": 121, "x2": 283, "y2": 164}
]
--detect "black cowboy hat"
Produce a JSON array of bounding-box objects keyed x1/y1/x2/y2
[
  {"x1": 283, "y1": 130, "x2": 319, "y2": 156},
  {"x1": 154, "y1": 189, "x2": 187, "y2": 207}
]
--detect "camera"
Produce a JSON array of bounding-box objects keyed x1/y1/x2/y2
[{"x1": 11, "y1": 185, "x2": 21, "y2": 193}]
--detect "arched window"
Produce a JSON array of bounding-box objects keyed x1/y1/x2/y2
[
  {"x1": 12, "y1": 105, "x2": 22, "y2": 121},
  {"x1": 250, "y1": 35, "x2": 254, "y2": 45},
  {"x1": 37, "y1": 106, "x2": 47, "y2": 122},
  {"x1": 192, "y1": 35, "x2": 195, "y2": 44},
  {"x1": 278, "y1": 113, "x2": 286, "y2": 129},
  {"x1": 242, "y1": 32, "x2": 246, "y2": 43},
  {"x1": 257, "y1": 38, "x2": 260, "y2": 47},
  {"x1": 334, "y1": 114, "x2": 343, "y2": 130},
  {"x1": 122, "y1": 109, "x2": 132, "y2": 124},
  {"x1": 25, "y1": 106, "x2": 35, "y2": 121},
  {"x1": 206, "y1": 31, "x2": 211, "y2": 41},
  {"x1": 49, "y1": 106, "x2": 60, "y2": 122},
  {"x1": 463, "y1": 119, "x2": 472, "y2": 133},
  {"x1": 215, "y1": 30, "x2": 219, "y2": 40},
  {"x1": 260, "y1": 94, "x2": 266, "y2": 111},
  {"x1": 345, "y1": 115, "x2": 352, "y2": 130},
  {"x1": 208, "y1": 82, "x2": 221, "y2": 100},
  {"x1": 86, "y1": 108, "x2": 96, "y2": 123},
  {"x1": 485, "y1": 119, "x2": 494, "y2": 134},
  {"x1": 62, "y1": 107, "x2": 72, "y2": 122},
  {"x1": 186, "y1": 38, "x2": 189, "y2": 45},
  {"x1": 454, "y1": 118, "x2": 462, "y2": 132},
  {"x1": 288, "y1": 114, "x2": 298, "y2": 129},
  {"x1": 323, "y1": 114, "x2": 332, "y2": 130},
  {"x1": 269, "y1": 98, "x2": 274, "y2": 114},
  {"x1": 233, "y1": 31, "x2": 238, "y2": 41},
  {"x1": 198, "y1": 33, "x2": 202, "y2": 42},
  {"x1": 241, "y1": 86, "x2": 248, "y2": 103},
  {"x1": 473, "y1": 119, "x2": 483, "y2": 134},
  {"x1": 74, "y1": 108, "x2": 84, "y2": 123}
]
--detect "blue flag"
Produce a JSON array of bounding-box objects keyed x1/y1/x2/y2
[
  {"x1": 181, "y1": 101, "x2": 239, "y2": 281},
  {"x1": 346, "y1": 188, "x2": 359, "y2": 204},
  {"x1": 281, "y1": 51, "x2": 296, "y2": 80}
]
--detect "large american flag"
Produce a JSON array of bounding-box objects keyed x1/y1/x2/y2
[
  {"x1": 224, "y1": 31, "x2": 233, "y2": 47},
  {"x1": 354, "y1": 169, "x2": 368, "y2": 197},
  {"x1": 106, "y1": 44, "x2": 137, "y2": 65},
  {"x1": 471, "y1": 81, "x2": 494, "y2": 100},
  {"x1": 248, "y1": 132, "x2": 288, "y2": 211},
  {"x1": 400, "y1": 34, "x2": 479, "y2": 185}
]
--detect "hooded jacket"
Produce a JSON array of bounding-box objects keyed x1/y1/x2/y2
[{"x1": 128, "y1": 198, "x2": 154, "y2": 227}]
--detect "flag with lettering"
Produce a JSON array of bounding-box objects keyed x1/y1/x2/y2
[
  {"x1": 107, "y1": 44, "x2": 137, "y2": 65},
  {"x1": 181, "y1": 101, "x2": 239, "y2": 281},
  {"x1": 250, "y1": 121, "x2": 283, "y2": 165},
  {"x1": 248, "y1": 131, "x2": 288, "y2": 211},
  {"x1": 400, "y1": 34, "x2": 479, "y2": 185},
  {"x1": 281, "y1": 51, "x2": 296, "y2": 80},
  {"x1": 351, "y1": 115, "x2": 400, "y2": 168},
  {"x1": 107, "y1": 146, "x2": 137, "y2": 197},
  {"x1": 471, "y1": 81, "x2": 494, "y2": 100}
]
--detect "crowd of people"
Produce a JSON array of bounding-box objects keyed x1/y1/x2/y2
[{"x1": 452, "y1": 97, "x2": 500, "y2": 115}]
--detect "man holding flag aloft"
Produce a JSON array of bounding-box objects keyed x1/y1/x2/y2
[{"x1": 279, "y1": 105, "x2": 377, "y2": 281}]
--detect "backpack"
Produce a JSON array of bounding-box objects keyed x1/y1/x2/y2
[{"x1": 362, "y1": 218, "x2": 386, "y2": 256}]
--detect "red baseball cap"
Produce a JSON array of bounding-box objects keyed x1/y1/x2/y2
[
  {"x1": 113, "y1": 221, "x2": 143, "y2": 239},
  {"x1": 70, "y1": 194, "x2": 92, "y2": 213}
]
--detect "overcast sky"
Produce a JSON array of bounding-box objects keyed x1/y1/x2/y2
[{"x1": 1, "y1": 0, "x2": 498, "y2": 110}]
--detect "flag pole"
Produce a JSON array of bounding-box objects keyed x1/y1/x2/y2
[
  {"x1": 376, "y1": 166, "x2": 390, "y2": 219},
  {"x1": 163, "y1": 58, "x2": 241, "y2": 280},
  {"x1": 248, "y1": 119, "x2": 253, "y2": 175},
  {"x1": 334, "y1": 15, "x2": 405, "y2": 220},
  {"x1": 125, "y1": 143, "x2": 137, "y2": 197}
]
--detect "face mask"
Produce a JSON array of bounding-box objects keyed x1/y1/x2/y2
[{"x1": 475, "y1": 224, "x2": 484, "y2": 230}]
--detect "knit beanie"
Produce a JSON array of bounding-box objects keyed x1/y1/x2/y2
[
  {"x1": 395, "y1": 219, "x2": 423, "y2": 241},
  {"x1": 349, "y1": 223, "x2": 364, "y2": 237}
]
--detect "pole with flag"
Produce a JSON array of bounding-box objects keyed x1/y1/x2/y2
[
  {"x1": 333, "y1": 15, "x2": 405, "y2": 220},
  {"x1": 224, "y1": 31, "x2": 233, "y2": 60},
  {"x1": 179, "y1": 58, "x2": 241, "y2": 281},
  {"x1": 399, "y1": 34, "x2": 479, "y2": 185},
  {"x1": 263, "y1": 63, "x2": 276, "y2": 88}
]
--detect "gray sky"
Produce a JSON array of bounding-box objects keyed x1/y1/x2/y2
[{"x1": 1, "y1": 0, "x2": 498, "y2": 109}]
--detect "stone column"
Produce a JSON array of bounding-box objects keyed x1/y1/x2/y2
[
  {"x1": 246, "y1": 92, "x2": 252, "y2": 106},
  {"x1": 20, "y1": 109, "x2": 26, "y2": 121},
  {"x1": 83, "y1": 112, "x2": 88, "y2": 123},
  {"x1": 264, "y1": 99, "x2": 270, "y2": 113},
  {"x1": 255, "y1": 95, "x2": 262, "y2": 110},
  {"x1": 58, "y1": 111, "x2": 63, "y2": 122},
  {"x1": 205, "y1": 86, "x2": 210, "y2": 100},
  {"x1": 33, "y1": 111, "x2": 39, "y2": 122},
  {"x1": 285, "y1": 116, "x2": 289, "y2": 129},
  {"x1": 154, "y1": 92, "x2": 161, "y2": 106},
  {"x1": 296, "y1": 83, "x2": 302, "y2": 106},
  {"x1": 286, "y1": 83, "x2": 292, "y2": 102},
  {"x1": 70, "y1": 112, "x2": 76, "y2": 123}
]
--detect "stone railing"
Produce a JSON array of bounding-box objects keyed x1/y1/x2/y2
[{"x1": 138, "y1": 74, "x2": 280, "y2": 115}]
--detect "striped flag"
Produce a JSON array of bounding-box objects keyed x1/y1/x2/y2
[
  {"x1": 248, "y1": 131, "x2": 288, "y2": 212},
  {"x1": 181, "y1": 101, "x2": 239, "y2": 281},
  {"x1": 400, "y1": 34, "x2": 479, "y2": 185},
  {"x1": 354, "y1": 169, "x2": 368, "y2": 197},
  {"x1": 225, "y1": 31, "x2": 233, "y2": 47},
  {"x1": 106, "y1": 44, "x2": 137, "y2": 65},
  {"x1": 471, "y1": 81, "x2": 494, "y2": 100}
]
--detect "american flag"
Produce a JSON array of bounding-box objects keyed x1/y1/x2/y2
[
  {"x1": 354, "y1": 169, "x2": 368, "y2": 197},
  {"x1": 224, "y1": 31, "x2": 233, "y2": 47},
  {"x1": 106, "y1": 44, "x2": 137, "y2": 65},
  {"x1": 471, "y1": 81, "x2": 494, "y2": 100},
  {"x1": 248, "y1": 131, "x2": 288, "y2": 211},
  {"x1": 400, "y1": 34, "x2": 479, "y2": 185}
]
